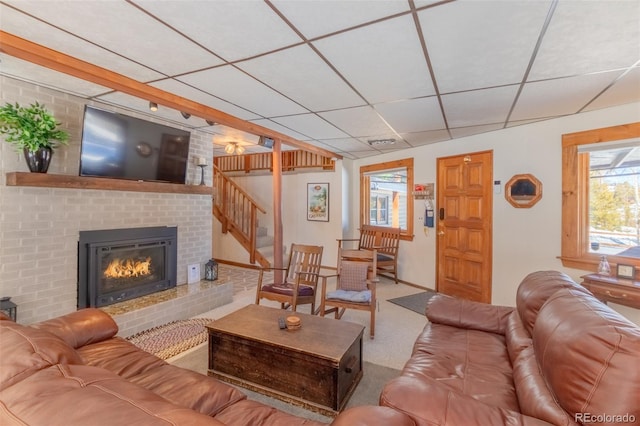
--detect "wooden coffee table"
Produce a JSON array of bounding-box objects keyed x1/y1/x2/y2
[{"x1": 207, "y1": 304, "x2": 364, "y2": 416}]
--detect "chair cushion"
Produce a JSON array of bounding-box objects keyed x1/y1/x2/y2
[
  {"x1": 327, "y1": 289, "x2": 371, "y2": 303},
  {"x1": 339, "y1": 262, "x2": 369, "y2": 291},
  {"x1": 262, "y1": 283, "x2": 315, "y2": 296}
]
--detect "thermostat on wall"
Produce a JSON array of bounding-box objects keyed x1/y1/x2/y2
[{"x1": 187, "y1": 263, "x2": 200, "y2": 284}]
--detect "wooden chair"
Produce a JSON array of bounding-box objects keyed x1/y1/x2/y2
[
  {"x1": 319, "y1": 259, "x2": 378, "y2": 339},
  {"x1": 255, "y1": 243, "x2": 323, "y2": 313},
  {"x1": 337, "y1": 224, "x2": 400, "y2": 283}
]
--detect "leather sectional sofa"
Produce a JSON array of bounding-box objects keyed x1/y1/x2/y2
[
  {"x1": 336, "y1": 270, "x2": 640, "y2": 426},
  {"x1": 0, "y1": 308, "x2": 334, "y2": 425}
]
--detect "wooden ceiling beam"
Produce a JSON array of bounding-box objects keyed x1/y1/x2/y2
[{"x1": 0, "y1": 30, "x2": 342, "y2": 160}]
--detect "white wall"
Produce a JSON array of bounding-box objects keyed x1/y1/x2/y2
[
  {"x1": 213, "y1": 165, "x2": 344, "y2": 268},
  {"x1": 348, "y1": 102, "x2": 640, "y2": 324}
]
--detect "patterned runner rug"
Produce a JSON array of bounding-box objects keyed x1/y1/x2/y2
[{"x1": 126, "y1": 318, "x2": 214, "y2": 360}]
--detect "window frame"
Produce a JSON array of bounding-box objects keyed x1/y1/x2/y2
[
  {"x1": 360, "y1": 158, "x2": 414, "y2": 241},
  {"x1": 561, "y1": 122, "x2": 640, "y2": 278}
]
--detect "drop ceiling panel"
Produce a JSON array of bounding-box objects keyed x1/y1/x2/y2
[
  {"x1": 375, "y1": 97, "x2": 445, "y2": 133},
  {"x1": 450, "y1": 123, "x2": 505, "y2": 139},
  {"x1": 419, "y1": 1, "x2": 551, "y2": 93},
  {"x1": 313, "y1": 14, "x2": 435, "y2": 104},
  {"x1": 178, "y1": 66, "x2": 308, "y2": 118},
  {"x1": 319, "y1": 137, "x2": 373, "y2": 152},
  {"x1": 511, "y1": 71, "x2": 623, "y2": 121},
  {"x1": 271, "y1": 0, "x2": 410, "y2": 40},
  {"x1": 151, "y1": 79, "x2": 260, "y2": 121},
  {"x1": 319, "y1": 106, "x2": 393, "y2": 137},
  {"x1": 401, "y1": 129, "x2": 451, "y2": 146},
  {"x1": 237, "y1": 45, "x2": 364, "y2": 111},
  {"x1": 585, "y1": 67, "x2": 640, "y2": 112},
  {"x1": 135, "y1": 0, "x2": 302, "y2": 62},
  {"x1": 272, "y1": 114, "x2": 350, "y2": 140},
  {"x1": 0, "y1": 5, "x2": 163, "y2": 82},
  {"x1": 3, "y1": 1, "x2": 221, "y2": 76},
  {"x1": 529, "y1": 1, "x2": 640, "y2": 80},
  {"x1": 249, "y1": 119, "x2": 312, "y2": 142},
  {"x1": 0, "y1": 55, "x2": 111, "y2": 98},
  {"x1": 442, "y1": 86, "x2": 518, "y2": 128}
]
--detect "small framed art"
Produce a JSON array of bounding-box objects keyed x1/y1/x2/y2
[
  {"x1": 616, "y1": 264, "x2": 636, "y2": 280},
  {"x1": 307, "y1": 183, "x2": 329, "y2": 222}
]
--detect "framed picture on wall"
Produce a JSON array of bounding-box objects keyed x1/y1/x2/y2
[{"x1": 307, "y1": 183, "x2": 329, "y2": 222}]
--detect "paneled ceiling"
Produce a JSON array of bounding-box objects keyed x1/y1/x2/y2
[{"x1": 1, "y1": 0, "x2": 639, "y2": 159}]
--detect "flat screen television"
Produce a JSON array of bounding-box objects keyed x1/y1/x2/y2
[{"x1": 79, "y1": 106, "x2": 191, "y2": 184}]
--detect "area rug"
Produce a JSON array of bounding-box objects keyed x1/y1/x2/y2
[
  {"x1": 169, "y1": 344, "x2": 400, "y2": 422},
  {"x1": 126, "y1": 318, "x2": 214, "y2": 360},
  {"x1": 387, "y1": 290, "x2": 437, "y2": 315}
]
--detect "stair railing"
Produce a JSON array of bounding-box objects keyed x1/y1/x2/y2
[{"x1": 213, "y1": 164, "x2": 267, "y2": 265}]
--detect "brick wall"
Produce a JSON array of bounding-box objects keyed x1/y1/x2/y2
[{"x1": 0, "y1": 76, "x2": 220, "y2": 325}]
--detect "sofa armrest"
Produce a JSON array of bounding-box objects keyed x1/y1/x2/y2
[
  {"x1": 331, "y1": 406, "x2": 416, "y2": 426},
  {"x1": 381, "y1": 376, "x2": 554, "y2": 426},
  {"x1": 426, "y1": 294, "x2": 514, "y2": 335},
  {"x1": 33, "y1": 308, "x2": 118, "y2": 349}
]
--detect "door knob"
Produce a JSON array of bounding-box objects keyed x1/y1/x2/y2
[{"x1": 438, "y1": 230, "x2": 445, "y2": 236}]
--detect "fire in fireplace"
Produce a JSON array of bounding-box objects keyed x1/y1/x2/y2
[{"x1": 78, "y1": 226, "x2": 177, "y2": 309}]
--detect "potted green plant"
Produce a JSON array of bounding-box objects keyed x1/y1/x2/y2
[{"x1": 0, "y1": 101, "x2": 69, "y2": 173}]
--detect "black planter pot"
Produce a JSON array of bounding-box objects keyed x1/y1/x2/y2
[{"x1": 23, "y1": 147, "x2": 53, "y2": 173}]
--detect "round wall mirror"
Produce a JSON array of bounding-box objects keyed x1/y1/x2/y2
[{"x1": 505, "y1": 173, "x2": 542, "y2": 208}]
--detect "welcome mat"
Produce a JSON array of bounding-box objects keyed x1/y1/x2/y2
[
  {"x1": 388, "y1": 291, "x2": 437, "y2": 315},
  {"x1": 126, "y1": 318, "x2": 214, "y2": 360}
]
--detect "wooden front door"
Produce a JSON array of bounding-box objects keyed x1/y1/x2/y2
[{"x1": 436, "y1": 151, "x2": 493, "y2": 303}]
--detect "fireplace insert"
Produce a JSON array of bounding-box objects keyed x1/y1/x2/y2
[{"x1": 78, "y1": 226, "x2": 177, "y2": 308}]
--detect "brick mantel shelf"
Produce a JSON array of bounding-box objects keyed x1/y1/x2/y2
[{"x1": 5, "y1": 172, "x2": 213, "y2": 195}]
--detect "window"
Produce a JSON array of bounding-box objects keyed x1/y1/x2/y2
[
  {"x1": 561, "y1": 123, "x2": 640, "y2": 277},
  {"x1": 360, "y1": 158, "x2": 414, "y2": 240}
]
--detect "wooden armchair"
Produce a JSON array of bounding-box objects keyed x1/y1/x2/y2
[
  {"x1": 319, "y1": 260, "x2": 378, "y2": 339},
  {"x1": 255, "y1": 243, "x2": 323, "y2": 313},
  {"x1": 337, "y1": 225, "x2": 400, "y2": 283}
]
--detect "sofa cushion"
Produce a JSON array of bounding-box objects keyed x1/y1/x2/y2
[
  {"x1": 214, "y1": 399, "x2": 326, "y2": 426},
  {"x1": 0, "y1": 321, "x2": 83, "y2": 391},
  {"x1": 505, "y1": 311, "x2": 532, "y2": 363},
  {"x1": 0, "y1": 363, "x2": 224, "y2": 425},
  {"x1": 404, "y1": 322, "x2": 519, "y2": 412},
  {"x1": 76, "y1": 337, "x2": 166, "y2": 378},
  {"x1": 533, "y1": 288, "x2": 640, "y2": 422},
  {"x1": 33, "y1": 308, "x2": 118, "y2": 349},
  {"x1": 516, "y1": 271, "x2": 589, "y2": 336},
  {"x1": 426, "y1": 293, "x2": 514, "y2": 335}
]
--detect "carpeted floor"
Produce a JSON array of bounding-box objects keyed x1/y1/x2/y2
[
  {"x1": 126, "y1": 318, "x2": 214, "y2": 360},
  {"x1": 387, "y1": 290, "x2": 437, "y2": 315},
  {"x1": 169, "y1": 342, "x2": 400, "y2": 422}
]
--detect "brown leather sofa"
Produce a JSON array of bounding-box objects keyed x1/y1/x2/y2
[
  {"x1": 0, "y1": 308, "x2": 333, "y2": 425},
  {"x1": 340, "y1": 271, "x2": 640, "y2": 426}
]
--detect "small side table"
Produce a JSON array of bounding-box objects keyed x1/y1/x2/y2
[
  {"x1": 0, "y1": 298, "x2": 17, "y2": 321},
  {"x1": 580, "y1": 273, "x2": 640, "y2": 309}
]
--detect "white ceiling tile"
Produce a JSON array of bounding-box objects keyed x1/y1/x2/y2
[
  {"x1": 313, "y1": 14, "x2": 435, "y2": 103},
  {"x1": 419, "y1": 1, "x2": 552, "y2": 93},
  {"x1": 272, "y1": 114, "x2": 350, "y2": 140},
  {"x1": 0, "y1": 55, "x2": 110, "y2": 98},
  {"x1": 319, "y1": 106, "x2": 393, "y2": 137},
  {"x1": 136, "y1": 0, "x2": 302, "y2": 62},
  {"x1": 442, "y1": 86, "x2": 519, "y2": 128},
  {"x1": 529, "y1": 1, "x2": 640, "y2": 80},
  {"x1": 178, "y1": 66, "x2": 308, "y2": 118},
  {"x1": 401, "y1": 129, "x2": 451, "y2": 146},
  {"x1": 375, "y1": 97, "x2": 445, "y2": 133},
  {"x1": 271, "y1": 0, "x2": 410, "y2": 39},
  {"x1": 237, "y1": 45, "x2": 364, "y2": 111},
  {"x1": 449, "y1": 123, "x2": 505, "y2": 139},
  {"x1": 3, "y1": 1, "x2": 222, "y2": 76},
  {"x1": 0, "y1": 4, "x2": 163, "y2": 82},
  {"x1": 511, "y1": 71, "x2": 624, "y2": 121},
  {"x1": 317, "y1": 137, "x2": 373, "y2": 152},
  {"x1": 151, "y1": 79, "x2": 260, "y2": 121},
  {"x1": 584, "y1": 67, "x2": 640, "y2": 112},
  {"x1": 249, "y1": 119, "x2": 312, "y2": 142}
]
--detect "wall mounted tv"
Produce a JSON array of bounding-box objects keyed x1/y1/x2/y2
[{"x1": 79, "y1": 106, "x2": 191, "y2": 184}]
